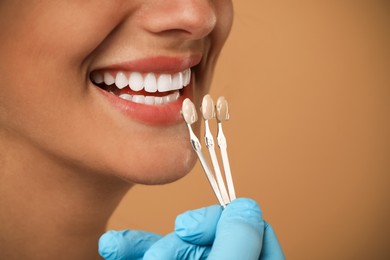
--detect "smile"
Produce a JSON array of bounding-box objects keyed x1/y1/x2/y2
[
  {"x1": 89, "y1": 55, "x2": 201, "y2": 125},
  {"x1": 91, "y1": 68, "x2": 191, "y2": 105}
]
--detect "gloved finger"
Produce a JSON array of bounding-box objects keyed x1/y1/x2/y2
[
  {"x1": 175, "y1": 204, "x2": 222, "y2": 246},
  {"x1": 259, "y1": 222, "x2": 285, "y2": 260},
  {"x1": 98, "y1": 230, "x2": 162, "y2": 260},
  {"x1": 207, "y1": 198, "x2": 265, "y2": 260},
  {"x1": 143, "y1": 232, "x2": 211, "y2": 260}
]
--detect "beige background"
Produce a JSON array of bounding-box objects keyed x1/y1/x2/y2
[{"x1": 108, "y1": 1, "x2": 390, "y2": 259}]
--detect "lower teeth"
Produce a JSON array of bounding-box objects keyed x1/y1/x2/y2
[{"x1": 118, "y1": 91, "x2": 180, "y2": 105}]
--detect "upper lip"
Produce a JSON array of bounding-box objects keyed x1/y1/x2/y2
[{"x1": 91, "y1": 54, "x2": 203, "y2": 74}]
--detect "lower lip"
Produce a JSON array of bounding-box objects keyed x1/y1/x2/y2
[{"x1": 95, "y1": 83, "x2": 193, "y2": 125}]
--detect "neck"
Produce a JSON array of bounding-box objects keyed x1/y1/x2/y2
[{"x1": 0, "y1": 134, "x2": 131, "y2": 259}]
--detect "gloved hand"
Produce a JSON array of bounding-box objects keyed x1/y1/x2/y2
[
  {"x1": 99, "y1": 198, "x2": 285, "y2": 260},
  {"x1": 99, "y1": 230, "x2": 162, "y2": 260}
]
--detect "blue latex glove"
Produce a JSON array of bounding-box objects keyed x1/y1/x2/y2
[
  {"x1": 99, "y1": 198, "x2": 285, "y2": 260},
  {"x1": 99, "y1": 230, "x2": 162, "y2": 260}
]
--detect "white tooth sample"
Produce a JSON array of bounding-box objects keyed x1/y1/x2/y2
[
  {"x1": 181, "y1": 98, "x2": 198, "y2": 124},
  {"x1": 119, "y1": 94, "x2": 132, "y2": 101},
  {"x1": 115, "y1": 72, "x2": 129, "y2": 89},
  {"x1": 155, "y1": 97, "x2": 163, "y2": 105},
  {"x1": 201, "y1": 94, "x2": 215, "y2": 120},
  {"x1": 216, "y1": 96, "x2": 230, "y2": 121},
  {"x1": 92, "y1": 73, "x2": 104, "y2": 84},
  {"x1": 144, "y1": 73, "x2": 158, "y2": 93},
  {"x1": 144, "y1": 96, "x2": 155, "y2": 105},
  {"x1": 104, "y1": 72, "x2": 115, "y2": 85},
  {"x1": 172, "y1": 72, "x2": 183, "y2": 90},
  {"x1": 157, "y1": 74, "x2": 172, "y2": 92},
  {"x1": 129, "y1": 72, "x2": 144, "y2": 91},
  {"x1": 132, "y1": 95, "x2": 145, "y2": 104}
]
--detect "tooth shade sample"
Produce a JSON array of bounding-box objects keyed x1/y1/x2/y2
[
  {"x1": 216, "y1": 96, "x2": 229, "y2": 121},
  {"x1": 201, "y1": 94, "x2": 215, "y2": 120},
  {"x1": 182, "y1": 98, "x2": 198, "y2": 125}
]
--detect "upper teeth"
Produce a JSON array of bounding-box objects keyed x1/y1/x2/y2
[{"x1": 91, "y1": 69, "x2": 191, "y2": 93}]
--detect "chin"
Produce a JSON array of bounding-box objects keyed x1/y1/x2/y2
[
  {"x1": 137, "y1": 154, "x2": 198, "y2": 185},
  {"x1": 118, "y1": 143, "x2": 198, "y2": 185},
  {"x1": 96, "y1": 121, "x2": 200, "y2": 185}
]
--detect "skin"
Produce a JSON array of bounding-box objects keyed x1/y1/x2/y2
[{"x1": 0, "y1": 0, "x2": 233, "y2": 259}]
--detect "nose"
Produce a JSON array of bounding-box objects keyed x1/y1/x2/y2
[{"x1": 140, "y1": 0, "x2": 217, "y2": 40}]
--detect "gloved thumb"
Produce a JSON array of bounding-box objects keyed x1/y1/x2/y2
[
  {"x1": 207, "y1": 198, "x2": 264, "y2": 260},
  {"x1": 175, "y1": 204, "x2": 223, "y2": 246}
]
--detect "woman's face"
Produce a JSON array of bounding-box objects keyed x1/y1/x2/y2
[{"x1": 0, "y1": 1, "x2": 233, "y2": 184}]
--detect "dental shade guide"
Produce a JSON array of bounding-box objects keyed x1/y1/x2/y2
[
  {"x1": 182, "y1": 99, "x2": 226, "y2": 207},
  {"x1": 201, "y1": 95, "x2": 230, "y2": 205},
  {"x1": 216, "y1": 96, "x2": 236, "y2": 201},
  {"x1": 181, "y1": 96, "x2": 236, "y2": 207}
]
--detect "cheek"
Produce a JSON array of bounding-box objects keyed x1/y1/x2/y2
[
  {"x1": 0, "y1": 1, "x2": 124, "y2": 79},
  {"x1": 0, "y1": 2, "x2": 115, "y2": 146},
  {"x1": 215, "y1": 0, "x2": 234, "y2": 45}
]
